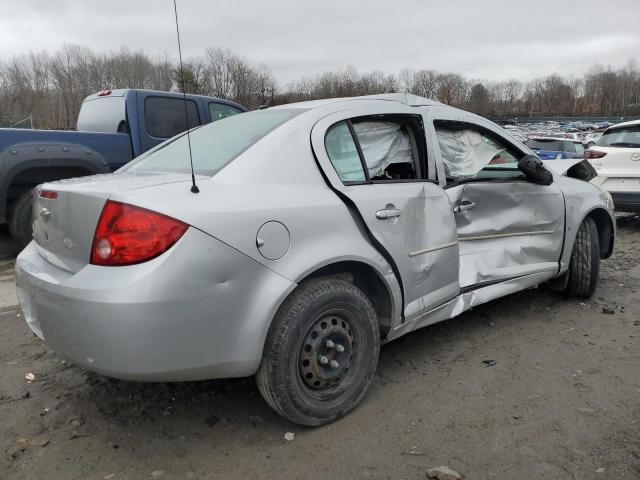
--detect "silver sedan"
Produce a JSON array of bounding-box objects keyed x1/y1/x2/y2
[{"x1": 15, "y1": 94, "x2": 615, "y2": 426}]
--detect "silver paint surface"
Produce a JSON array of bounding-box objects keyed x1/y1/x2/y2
[{"x1": 15, "y1": 94, "x2": 615, "y2": 381}]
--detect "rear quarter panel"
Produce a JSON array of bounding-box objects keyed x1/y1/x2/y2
[{"x1": 111, "y1": 110, "x2": 403, "y2": 326}]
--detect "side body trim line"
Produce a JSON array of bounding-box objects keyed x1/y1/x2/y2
[
  {"x1": 458, "y1": 230, "x2": 554, "y2": 242},
  {"x1": 408, "y1": 241, "x2": 458, "y2": 257}
]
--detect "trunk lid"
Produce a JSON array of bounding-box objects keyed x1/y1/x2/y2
[{"x1": 32, "y1": 172, "x2": 192, "y2": 273}]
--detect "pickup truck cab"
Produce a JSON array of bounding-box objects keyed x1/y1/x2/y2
[{"x1": 0, "y1": 89, "x2": 246, "y2": 247}]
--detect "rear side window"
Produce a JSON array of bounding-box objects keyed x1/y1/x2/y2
[
  {"x1": 325, "y1": 115, "x2": 424, "y2": 183},
  {"x1": 352, "y1": 121, "x2": 419, "y2": 180},
  {"x1": 144, "y1": 97, "x2": 200, "y2": 138},
  {"x1": 77, "y1": 97, "x2": 126, "y2": 133},
  {"x1": 597, "y1": 126, "x2": 640, "y2": 148},
  {"x1": 325, "y1": 122, "x2": 366, "y2": 182},
  {"x1": 573, "y1": 142, "x2": 585, "y2": 155},
  {"x1": 209, "y1": 102, "x2": 243, "y2": 122},
  {"x1": 124, "y1": 109, "x2": 303, "y2": 176}
]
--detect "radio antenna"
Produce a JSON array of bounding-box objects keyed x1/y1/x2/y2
[{"x1": 173, "y1": 0, "x2": 199, "y2": 193}]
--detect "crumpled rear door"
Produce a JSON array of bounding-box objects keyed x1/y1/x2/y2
[{"x1": 310, "y1": 104, "x2": 460, "y2": 321}]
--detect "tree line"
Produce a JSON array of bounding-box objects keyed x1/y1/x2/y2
[{"x1": 1, "y1": 44, "x2": 638, "y2": 129}]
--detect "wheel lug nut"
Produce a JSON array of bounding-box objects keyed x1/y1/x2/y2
[
  {"x1": 336, "y1": 344, "x2": 345, "y2": 353},
  {"x1": 326, "y1": 340, "x2": 335, "y2": 348},
  {"x1": 319, "y1": 355, "x2": 329, "y2": 365},
  {"x1": 330, "y1": 360, "x2": 340, "y2": 369}
]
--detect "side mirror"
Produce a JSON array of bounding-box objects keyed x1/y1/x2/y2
[{"x1": 518, "y1": 155, "x2": 553, "y2": 185}]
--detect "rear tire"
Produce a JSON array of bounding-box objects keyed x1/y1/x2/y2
[
  {"x1": 9, "y1": 189, "x2": 35, "y2": 250},
  {"x1": 564, "y1": 217, "x2": 600, "y2": 297},
  {"x1": 256, "y1": 277, "x2": 380, "y2": 426}
]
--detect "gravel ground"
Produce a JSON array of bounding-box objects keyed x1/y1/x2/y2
[{"x1": 0, "y1": 219, "x2": 638, "y2": 480}]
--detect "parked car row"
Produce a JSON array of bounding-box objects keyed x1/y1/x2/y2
[{"x1": 502, "y1": 120, "x2": 609, "y2": 147}]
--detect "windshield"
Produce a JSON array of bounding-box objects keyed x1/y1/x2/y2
[
  {"x1": 525, "y1": 139, "x2": 567, "y2": 151},
  {"x1": 597, "y1": 126, "x2": 640, "y2": 148},
  {"x1": 123, "y1": 109, "x2": 303, "y2": 176}
]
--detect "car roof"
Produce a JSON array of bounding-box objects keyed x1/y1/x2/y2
[
  {"x1": 605, "y1": 119, "x2": 640, "y2": 130},
  {"x1": 272, "y1": 93, "x2": 443, "y2": 110}
]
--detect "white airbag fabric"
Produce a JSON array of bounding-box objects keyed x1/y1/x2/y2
[
  {"x1": 436, "y1": 129, "x2": 503, "y2": 178},
  {"x1": 352, "y1": 122, "x2": 413, "y2": 178}
]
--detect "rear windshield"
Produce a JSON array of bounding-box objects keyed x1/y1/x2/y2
[
  {"x1": 123, "y1": 109, "x2": 303, "y2": 176},
  {"x1": 525, "y1": 139, "x2": 567, "y2": 151},
  {"x1": 597, "y1": 126, "x2": 640, "y2": 148},
  {"x1": 77, "y1": 97, "x2": 126, "y2": 133}
]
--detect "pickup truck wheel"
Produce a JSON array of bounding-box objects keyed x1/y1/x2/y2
[
  {"x1": 564, "y1": 217, "x2": 600, "y2": 298},
  {"x1": 9, "y1": 189, "x2": 35, "y2": 250},
  {"x1": 256, "y1": 277, "x2": 380, "y2": 426}
]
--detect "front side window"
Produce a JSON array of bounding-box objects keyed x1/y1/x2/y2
[
  {"x1": 435, "y1": 121, "x2": 524, "y2": 184},
  {"x1": 209, "y1": 102, "x2": 243, "y2": 122},
  {"x1": 144, "y1": 97, "x2": 200, "y2": 138},
  {"x1": 124, "y1": 109, "x2": 303, "y2": 176},
  {"x1": 573, "y1": 142, "x2": 585, "y2": 155}
]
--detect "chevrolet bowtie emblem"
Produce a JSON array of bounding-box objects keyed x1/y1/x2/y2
[
  {"x1": 39, "y1": 208, "x2": 52, "y2": 221},
  {"x1": 631, "y1": 153, "x2": 640, "y2": 161}
]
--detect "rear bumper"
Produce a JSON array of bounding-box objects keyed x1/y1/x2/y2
[
  {"x1": 15, "y1": 228, "x2": 294, "y2": 381},
  {"x1": 610, "y1": 191, "x2": 640, "y2": 212}
]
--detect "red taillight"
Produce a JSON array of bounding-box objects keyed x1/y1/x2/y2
[
  {"x1": 39, "y1": 190, "x2": 57, "y2": 200},
  {"x1": 584, "y1": 149, "x2": 607, "y2": 159},
  {"x1": 90, "y1": 201, "x2": 188, "y2": 266},
  {"x1": 97, "y1": 89, "x2": 112, "y2": 96}
]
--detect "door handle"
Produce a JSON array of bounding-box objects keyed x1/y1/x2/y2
[
  {"x1": 453, "y1": 201, "x2": 476, "y2": 213},
  {"x1": 376, "y1": 207, "x2": 401, "y2": 219}
]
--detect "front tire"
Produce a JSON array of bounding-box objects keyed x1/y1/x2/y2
[
  {"x1": 256, "y1": 277, "x2": 380, "y2": 426},
  {"x1": 9, "y1": 189, "x2": 35, "y2": 250},
  {"x1": 564, "y1": 217, "x2": 600, "y2": 297}
]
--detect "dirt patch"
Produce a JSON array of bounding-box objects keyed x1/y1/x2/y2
[{"x1": 1, "y1": 218, "x2": 639, "y2": 480}]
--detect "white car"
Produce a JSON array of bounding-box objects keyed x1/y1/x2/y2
[
  {"x1": 586, "y1": 120, "x2": 640, "y2": 212},
  {"x1": 583, "y1": 132, "x2": 603, "y2": 148}
]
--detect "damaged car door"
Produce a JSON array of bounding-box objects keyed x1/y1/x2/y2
[
  {"x1": 428, "y1": 116, "x2": 565, "y2": 289},
  {"x1": 311, "y1": 109, "x2": 459, "y2": 321}
]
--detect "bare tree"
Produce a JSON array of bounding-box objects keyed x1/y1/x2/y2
[{"x1": 0, "y1": 44, "x2": 638, "y2": 130}]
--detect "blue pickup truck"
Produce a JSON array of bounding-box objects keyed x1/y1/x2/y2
[{"x1": 0, "y1": 89, "x2": 246, "y2": 246}]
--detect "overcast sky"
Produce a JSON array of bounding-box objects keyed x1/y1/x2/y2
[{"x1": 1, "y1": 0, "x2": 638, "y2": 84}]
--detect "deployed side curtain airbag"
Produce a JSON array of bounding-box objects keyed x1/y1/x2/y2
[
  {"x1": 352, "y1": 122, "x2": 413, "y2": 178},
  {"x1": 436, "y1": 128, "x2": 504, "y2": 178}
]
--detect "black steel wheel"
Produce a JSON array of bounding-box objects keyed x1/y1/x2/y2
[{"x1": 256, "y1": 277, "x2": 380, "y2": 426}]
